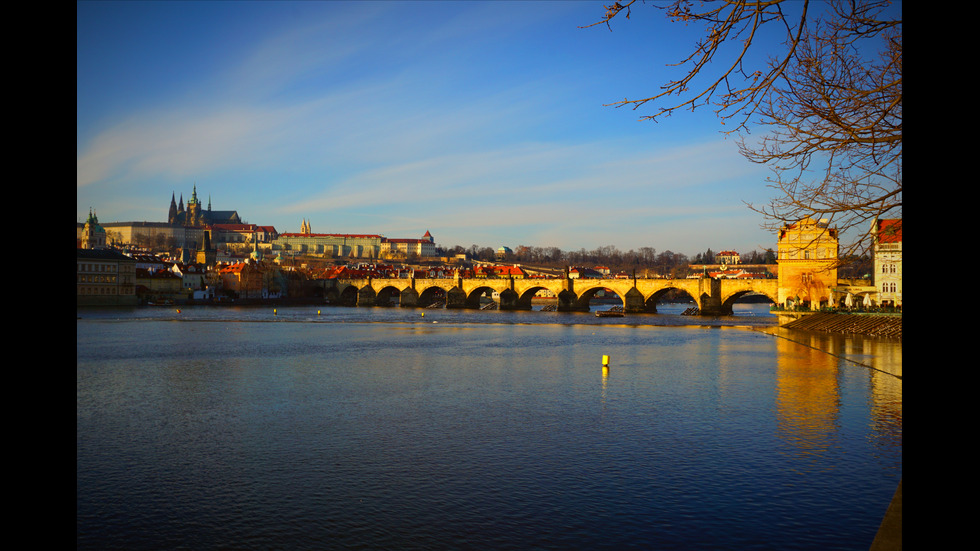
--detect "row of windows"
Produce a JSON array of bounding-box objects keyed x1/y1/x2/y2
[
  {"x1": 78, "y1": 274, "x2": 118, "y2": 284},
  {"x1": 881, "y1": 264, "x2": 899, "y2": 273},
  {"x1": 778, "y1": 248, "x2": 836, "y2": 259},
  {"x1": 78, "y1": 263, "x2": 118, "y2": 273},
  {"x1": 78, "y1": 286, "x2": 119, "y2": 295},
  {"x1": 880, "y1": 282, "x2": 899, "y2": 293}
]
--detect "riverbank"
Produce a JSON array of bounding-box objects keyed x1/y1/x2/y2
[{"x1": 778, "y1": 312, "x2": 902, "y2": 339}]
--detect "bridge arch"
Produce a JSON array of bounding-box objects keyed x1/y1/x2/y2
[
  {"x1": 330, "y1": 284, "x2": 358, "y2": 306},
  {"x1": 639, "y1": 285, "x2": 700, "y2": 313},
  {"x1": 418, "y1": 284, "x2": 449, "y2": 307},
  {"x1": 373, "y1": 284, "x2": 402, "y2": 306},
  {"x1": 460, "y1": 284, "x2": 497, "y2": 309},
  {"x1": 515, "y1": 284, "x2": 554, "y2": 310},
  {"x1": 720, "y1": 289, "x2": 777, "y2": 312}
]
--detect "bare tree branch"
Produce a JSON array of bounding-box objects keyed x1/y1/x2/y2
[{"x1": 584, "y1": 0, "x2": 902, "y2": 260}]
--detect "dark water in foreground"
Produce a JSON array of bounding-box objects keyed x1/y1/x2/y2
[{"x1": 77, "y1": 304, "x2": 901, "y2": 550}]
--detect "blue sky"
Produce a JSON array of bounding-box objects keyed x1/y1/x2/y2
[{"x1": 78, "y1": 0, "x2": 790, "y2": 256}]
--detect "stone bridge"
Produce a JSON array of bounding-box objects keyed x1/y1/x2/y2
[{"x1": 324, "y1": 276, "x2": 778, "y2": 315}]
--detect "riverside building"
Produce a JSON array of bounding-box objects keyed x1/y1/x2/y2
[
  {"x1": 873, "y1": 219, "x2": 902, "y2": 308},
  {"x1": 77, "y1": 248, "x2": 138, "y2": 306},
  {"x1": 776, "y1": 216, "x2": 839, "y2": 308}
]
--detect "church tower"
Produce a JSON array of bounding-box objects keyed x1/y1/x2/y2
[
  {"x1": 81, "y1": 208, "x2": 107, "y2": 249},
  {"x1": 185, "y1": 184, "x2": 202, "y2": 227},
  {"x1": 196, "y1": 228, "x2": 217, "y2": 267},
  {"x1": 169, "y1": 193, "x2": 179, "y2": 225}
]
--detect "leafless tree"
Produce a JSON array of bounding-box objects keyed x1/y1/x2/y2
[{"x1": 583, "y1": 0, "x2": 901, "y2": 257}]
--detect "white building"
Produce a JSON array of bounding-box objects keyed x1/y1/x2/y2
[
  {"x1": 872, "y1": 219, "x2": 902, "y2": 308},
  {"x1": 381, "y1": 231, "x2": 436, "y2": 258}
]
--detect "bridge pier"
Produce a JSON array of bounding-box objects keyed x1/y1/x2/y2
[
  {"x1": 623, "y1": 287, "x2": 647, "y2": 313},
  {"x1": 399, "y1": 287, "x2": 419, "y2": 308},
  {"x1": 445, "y1": 286, "x2": 467, "y2": 309},
  {"x1": 697, "y1": 279, "x2": 734, "y2": 316},
  {"x1": 556, "y1": 289, "x2": 589, "y2": 312},
  {"x1": 357, "y1": 285, "x2": 376, "y2": 307},
  {"x1": 498, "y1": 289, "x2": 522, "y2": 310}
]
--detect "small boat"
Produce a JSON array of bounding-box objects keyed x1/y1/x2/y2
[{"x1": 595, "y1": 310, "x2": 624, "y2": 318}]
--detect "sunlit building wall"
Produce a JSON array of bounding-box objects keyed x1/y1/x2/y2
[{"x1": 776, "y1": 217, "x2": 839, "y2": 307}]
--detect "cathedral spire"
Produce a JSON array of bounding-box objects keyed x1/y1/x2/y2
[{"x1": 169, "y1": 192, "x2": 178, "y2": 224}]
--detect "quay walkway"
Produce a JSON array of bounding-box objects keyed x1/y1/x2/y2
[{"x1": 778, "y1": 312, "x2": 902, "y2": 339}]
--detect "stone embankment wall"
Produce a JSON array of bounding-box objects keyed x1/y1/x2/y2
[{"x1": 781, "y1": 312, "x2": 902, "y2": 339}]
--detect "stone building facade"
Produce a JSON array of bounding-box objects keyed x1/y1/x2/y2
[
  {"x1": 380, "y1": 231, "x2": 436, "y2": 259},
  {"x1": 776, "y1": 216, "x2": 839, "y2": 307},
  {"x1": 272, "y1": 232, "x2": 384, "y2": 258},
  {"x1": 77, "y1": 248, "x2": 138, "y2": 306}
]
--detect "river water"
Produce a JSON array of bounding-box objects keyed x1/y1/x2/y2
[{"x1": 77, "y1": 303, "x2": 901, "y2": 550}]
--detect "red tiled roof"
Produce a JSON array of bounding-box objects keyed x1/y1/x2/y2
[
  {"x1": 877, "y1": 219, "x2": 902, "y2": 243},
  {"x1": 212, "y1": 224, "x2": 256, "y2": 231}
]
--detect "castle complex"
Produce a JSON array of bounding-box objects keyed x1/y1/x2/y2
[
  {"x1": 168, "y1": 185, "x2": 241, "y2": 227},
  {"x1": 83, "y1": 189, "x2": 438, "y2": 262}
]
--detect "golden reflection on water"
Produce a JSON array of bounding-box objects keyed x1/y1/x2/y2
[
  {"x1": 761, "y1": 327, "x2": 903, "y2": 457},
  {"x1": 774, "y1": 336, "x2": 841, "y2": 452}
]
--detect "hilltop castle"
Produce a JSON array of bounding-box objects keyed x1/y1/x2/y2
[{"x1": 168, "y1": 185, "x2": 241, "y2": 227}]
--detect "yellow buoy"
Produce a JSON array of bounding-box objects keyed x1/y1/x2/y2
[
  {"x1": 274, "y1": 309, "x2": 277, "y2": 315},
  {"x1": 421, "y1": 312, "x2": 425, "y2": 317},
  {"x1": 317, "y1": 310, "x2": 321, "y2": 315},
  {"x1": 602, "y1": 354, "x2": 610, "y2": 366}
]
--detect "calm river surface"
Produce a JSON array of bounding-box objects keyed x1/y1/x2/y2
[{"x1": 77, "y1": 303, "x2": 901, "y2": 550}]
